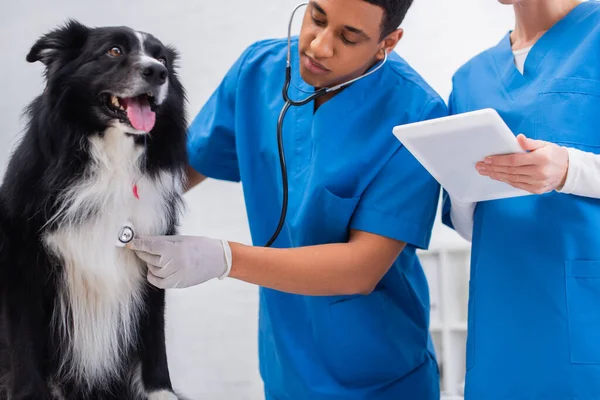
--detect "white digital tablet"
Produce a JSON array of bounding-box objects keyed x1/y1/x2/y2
[{"x1": 392, "y1": 108, "x2": 532, "y2": 203}]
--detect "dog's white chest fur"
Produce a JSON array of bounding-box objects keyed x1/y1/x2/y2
[{"x1": 42, "y1": 126, "x2": 181, "y2": 386}]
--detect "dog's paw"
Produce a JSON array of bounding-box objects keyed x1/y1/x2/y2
[{"x1": 147, "y1": 390, "x2": 178, "y2": 400}]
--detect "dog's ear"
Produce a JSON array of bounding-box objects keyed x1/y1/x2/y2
[
  {"x1": 165, "y1": 45, "x2": 180, "y2": 70},
  {"x1": 26, "y1": 19, "x2": 89, "y2": 67}
]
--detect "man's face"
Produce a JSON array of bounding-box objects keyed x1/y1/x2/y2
[{"x1": 298, "y1": 0, "x2": 391, "y2": 89}]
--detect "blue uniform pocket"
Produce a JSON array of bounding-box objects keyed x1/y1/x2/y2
[
  {"x1": 290, "y1": 185, "x2": 360, "y2": 246},
  {"x1": 565, "y1": 260, "x2": 600, "y2": 364},
  {"x1": 316, "y1": 289, "x2": 427, "y2": 388},
  {"x1": 535, "y1": 78, "x2": 600, "y2": 150}
]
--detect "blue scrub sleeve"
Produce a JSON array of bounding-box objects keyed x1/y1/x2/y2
[
  {"x1": 441, "y1": 88, "x2": 458, "y2": 230},
  {"x1": 441, "y1": 191, "x2": 454, "y2": 229},
  {"x1": 350, "y1": 99, "x2": 448, "y2": 249},
  {"x1": 186, "y1": 44, "x2": 257, "y2": 182}
]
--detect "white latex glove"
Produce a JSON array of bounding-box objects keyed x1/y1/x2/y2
[{"x1": 127, "y1": 235, "x2": 233, "y2": 289}]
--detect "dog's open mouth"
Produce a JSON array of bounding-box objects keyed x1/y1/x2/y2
[{"x1": 102, "y1": 93, "x2": 159, "y2": 133}]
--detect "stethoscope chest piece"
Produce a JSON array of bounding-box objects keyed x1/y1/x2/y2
[{"x1": 116, "y1": 222, "x2": 135, "y2": 247}]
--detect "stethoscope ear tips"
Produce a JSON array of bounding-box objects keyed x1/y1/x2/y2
[{"x1": 116, "y1": 222, "x2": 135, "y2": 248}]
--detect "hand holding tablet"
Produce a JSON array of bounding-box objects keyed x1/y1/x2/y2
[{"x1": 392, "y1": 108, "x2": 533, "y2": 203}]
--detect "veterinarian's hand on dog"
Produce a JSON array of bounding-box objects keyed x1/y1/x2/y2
[{"x1": 127, "y1": 235, "x2": 233, "y2": 289}]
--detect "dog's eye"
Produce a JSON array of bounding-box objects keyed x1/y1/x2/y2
[
  {"x1": 157, "y1": 57, "x2": 166, "y2": 65},
  {"x1": 108, "y1": 46, "x2": 123, "y2": 57}
]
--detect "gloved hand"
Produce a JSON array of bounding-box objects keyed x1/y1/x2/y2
[{"x1": 127, "y1": 235, "x2": 233, "y2": 289}]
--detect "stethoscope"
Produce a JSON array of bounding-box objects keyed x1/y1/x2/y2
[
  {"x1": 263, "y1": 2, "x2": 388, "y2": 247},
  {"x1": 117, "y1": 223, "x2": 135, "y2": 247},
  {"x1": 116, "y1": 3, "x2": 388, "y2": 249}
]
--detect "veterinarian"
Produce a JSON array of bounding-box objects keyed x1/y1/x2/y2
[
  {"x1": 129, "y1": 0, "x2": 447, "y2": 398},
  {"x1": 442, "y1": 0, "x2": 600, "y2": 398}
]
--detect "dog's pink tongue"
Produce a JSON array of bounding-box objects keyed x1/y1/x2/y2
[{"x1": 124, "y1": 96, "x2": 155, "y2": 132}]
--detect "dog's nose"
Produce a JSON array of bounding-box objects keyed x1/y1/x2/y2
[{"x1": 141, "y1": 64, "x2": 167, "y2": 86}]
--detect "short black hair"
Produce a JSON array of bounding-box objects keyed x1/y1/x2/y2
[{"x1": 363, "y1": 0, "x2": 414, "y2": 40}]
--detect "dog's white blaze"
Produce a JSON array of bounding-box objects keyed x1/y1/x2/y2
[
  {"x1": 136, "y1": 30, "x2": 170, "y2": 105},
  {"x1": 43, "y1": 126, "x2": 182, "y2": 388},
  {"x1": 136, "y1": 31, "x2": 147, "y2": 53}
]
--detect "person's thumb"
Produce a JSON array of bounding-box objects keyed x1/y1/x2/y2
[{"x1": 517, "y1": 133, "x2": 546, "y2": 151}]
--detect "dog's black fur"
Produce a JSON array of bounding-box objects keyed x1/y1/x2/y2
[{"x1": 0, "y1": 20, "x2": 187, "y2": 399}]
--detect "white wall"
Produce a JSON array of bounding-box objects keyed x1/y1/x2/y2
[{"x1": 0, "y1": 1, "x2": 515, "y2": 398}]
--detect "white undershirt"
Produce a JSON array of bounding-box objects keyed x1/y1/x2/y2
[
  {"x1": 513, "y1": 45, "x2": 533, "y2": 74},
  {"x1": 448, "y1": 47, "x2": 600, "y2": 242}
]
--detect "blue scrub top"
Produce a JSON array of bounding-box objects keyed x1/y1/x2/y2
[
  {"x1": 443, "y1": 2, "x2": 600, "y2": 399},
  {"x1": 188, "y1": 37, "x2": 447, "y2": 399}
]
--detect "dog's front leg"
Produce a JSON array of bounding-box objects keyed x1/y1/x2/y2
[
  {"x1": 139, "y1": 286, "x2": 178, "y2": 400},
  {"x1": 3, "y1": 269, "x2": 51, "y2": 400}
]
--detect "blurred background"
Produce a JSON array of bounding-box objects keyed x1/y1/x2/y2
[{"x1": 0, "y1": 1, "x2": 515, "y2": 398}]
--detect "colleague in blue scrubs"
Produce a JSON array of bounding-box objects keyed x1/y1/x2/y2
[
  {"x1": 129, "y1": 0, "x2": 447, "y2": 399},
  {"x1": 443, "y1": 1, "x2": 600, "y2": 398}
]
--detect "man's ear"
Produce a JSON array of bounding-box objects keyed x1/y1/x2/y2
[
  {"x1": 26, "y1": 19, "x2": 90, "y2": 67},
  {"x1": 377, "y1": 28, "x2": 404, "y2": 61}
]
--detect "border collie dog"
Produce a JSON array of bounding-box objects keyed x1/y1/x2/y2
[{"x1": 0, "y1": 20, "x2": 187, "y2": 399}]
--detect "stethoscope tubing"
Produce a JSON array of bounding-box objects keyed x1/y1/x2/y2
[{"x1": 263, "y1": 2, "x2": 387, "y2": 247}]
